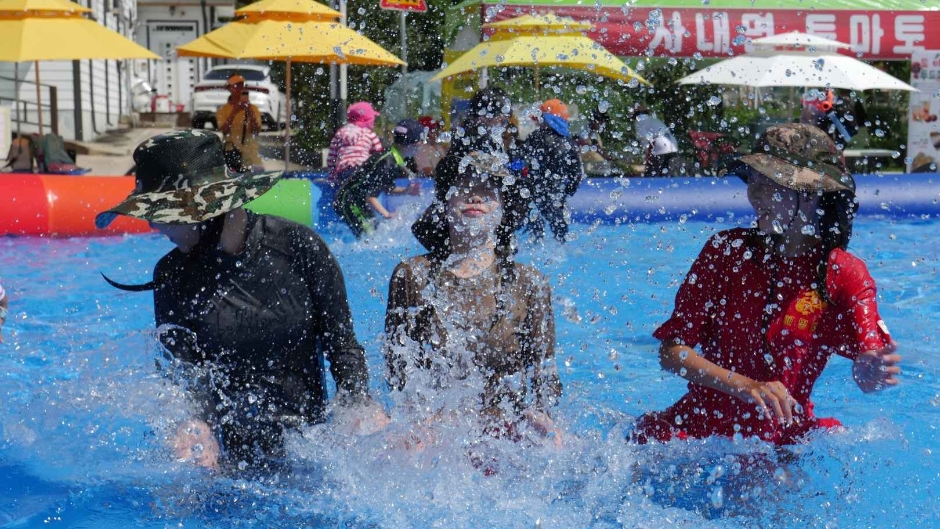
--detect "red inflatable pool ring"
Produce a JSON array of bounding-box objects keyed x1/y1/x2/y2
[{"x1": 0, "y1": 175, "x2": 151, "y2": 237}]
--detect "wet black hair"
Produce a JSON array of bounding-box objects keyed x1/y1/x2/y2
[
  {"x1": 412, "y1": 160, "x2": 524, "y2": 282},
  {"x1": 814, "y1": 189, "x2": 859, "y2": 302},
  {"x1": 469, "y1": 87, "x2": 511, "y2": 120}
]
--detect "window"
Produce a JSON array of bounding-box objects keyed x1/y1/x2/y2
[{"x1": 204, "y1": 68, "x2": 267, "y2": 81}]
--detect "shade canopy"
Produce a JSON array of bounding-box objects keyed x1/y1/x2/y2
[
  {"x1": 484, "y1": 13, "x2": 591, "y2": 35},
  {"x1": 235, "y1": 0, "x2": 341, "y2": 22},
  {"x1": 678, "y1": 32, "x2": 916, "y2": 92},
  {"x1": 0, "y1": 0, "x2": 160, "y2": 62},
  {"x1": 176, "y1": 0, "x2": 403, "y2": 168},
  {"x1": 749, "y1": 31, "x2": 849, "y2": 50},
  {"x1": 177, "y1": 19, "x2": 403, "y2": 66},
  {"x1": 432, "y1": 13, "x2": 646, "y2": 85},
  {"x1": 177, "y1": 14, "x2": 403, "y2": 67}
]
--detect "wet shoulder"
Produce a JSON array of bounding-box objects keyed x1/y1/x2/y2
[
  {"x1": 256, "y1": 213, "x2": 329, "y2": 255},
  {"x1": 826, "y1": 247, "x2": 876, "y2": 297},
  {"x1": 392, "y1": 255, "x2": 434, "y2": 286},
  {"x1": 512, "y1": 262, "x2": 550, "y2": 293},
  {"x1": 153, "y1": 248, "x2": 184, "y2": 283},
  {"x1": 702, "y1": 228, "x2": 757, "y2": 258}
]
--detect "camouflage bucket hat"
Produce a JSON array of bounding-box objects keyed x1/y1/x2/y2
[
  {"x1": 735, "y1": 123, "x2": 855, "y2": 194},
  {"x1": 95, "y1": 130, "x2": 282, "y2": 229}
]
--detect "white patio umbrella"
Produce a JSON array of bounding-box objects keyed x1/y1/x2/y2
[{"x1": 678, "y1": 31, "x2": 916, "y2": 92}]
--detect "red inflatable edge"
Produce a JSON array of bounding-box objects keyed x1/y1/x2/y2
[{"x1": 1, "y1": 175, "x2": 152, "y2": 237}]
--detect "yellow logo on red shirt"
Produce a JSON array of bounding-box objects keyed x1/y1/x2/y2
[{"x1": 794, "y1": 290, "x2": 826, "y2": 316}]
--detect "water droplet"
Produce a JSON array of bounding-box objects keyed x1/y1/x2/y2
[{"x1": 710, "y1": 486, "x2": 724, "y2": 509}]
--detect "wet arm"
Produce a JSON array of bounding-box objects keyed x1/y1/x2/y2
[
  {"x1": 383, "y1": 263, "x2": 413, "y2": 391},
  {"x1": 525, "y1": 274, "x2": 562, "y2": 412},
  {"x1": 304, "y1": 237, "x2": 371, "y2": 402},
  {"x1": 660, "y1": 342, "x2": 795, "y2": 423},
  {"x1": 366, "y1": 196, "x2": 392, "y2": 218},
  {"x1": 659, "y1": 342, "x2": 754, "y2": 397},
  {"x1": 826, "y1": 252, "x2": 901, "y2": 392}
]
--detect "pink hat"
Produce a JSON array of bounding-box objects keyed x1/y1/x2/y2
[{"x1": 347, "y1": 102, "x2": 380, "y2": 127}]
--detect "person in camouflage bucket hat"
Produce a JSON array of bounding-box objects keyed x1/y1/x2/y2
[
  {"x1": 731, "y1": 122, "x2": 855, "y2": 195},
  {"x1": 96, "y1": 130, "x2": 390, "y2": 471},
  {"x1": 633, "y1": 123, "x2": 901, "y2": 447},
  {"x1": 95, "y1": 129, "x2": 281, "y2": 229}
]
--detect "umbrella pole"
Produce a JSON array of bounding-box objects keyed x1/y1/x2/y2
[
  {"x1": 34, "y1": 61, "x2": 43, "y2": 135},
  {"x1": 14, "y1": 63, "x2": 20, "y2": 135},
  {"x1": 284, "y1": 58, "x2": 291, "y2": 170},
  {"x1": 535, "y1": 68, "x2": 540, "y2": 97}
]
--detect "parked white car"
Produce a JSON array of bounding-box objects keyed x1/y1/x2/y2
[{"x1": 191, "y1": 64, "x2": 285, "y2": 130}]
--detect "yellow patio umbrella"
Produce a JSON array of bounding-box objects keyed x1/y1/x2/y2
[
  {"x1": 177, "y1": 0, "x2": 404, "y2": 167},
  {"x1": 432, "y1": 13, "x2": 647, "y2": 89},
  {"x1": 0, "y1": 0, "x2": 160, "y2": 133}
]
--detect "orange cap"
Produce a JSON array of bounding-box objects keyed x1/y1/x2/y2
[
  {"x1": 540, "y1": 99, "x2": 569, "y2": 120},
  {"x1": 227, "y1": 74, "x2": 246, "y2": 87}
]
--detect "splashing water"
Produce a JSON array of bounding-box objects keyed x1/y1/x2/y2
[{"x1": 0, "y1": 217, "x2": 936, "y2": 527}]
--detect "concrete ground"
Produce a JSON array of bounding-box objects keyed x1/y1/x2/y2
[{"x1": 4, "y1": 126, "x2": 312, "y2": 176}]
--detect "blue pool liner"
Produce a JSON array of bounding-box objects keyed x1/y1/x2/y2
[{"x1": 288, "y1": 172, "x2": 940, "y2": 227}]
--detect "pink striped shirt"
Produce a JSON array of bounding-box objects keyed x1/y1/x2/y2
[{"x1": 326, "y1": 123, "x2": 383, "y2": 177}]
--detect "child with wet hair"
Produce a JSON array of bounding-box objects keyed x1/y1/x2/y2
[{"x1": 385, "y1": 151, "x2": 564, "y2": 450}]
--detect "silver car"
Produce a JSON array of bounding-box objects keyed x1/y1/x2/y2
[{"x1": 191, "y1": 64, "x2": 285, "y2": 130}]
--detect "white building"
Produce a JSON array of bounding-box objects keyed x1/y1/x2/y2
[
  {"x1": 0, "y1": 0, "x2": 233, "y2": 142},
  {"x1": 135, "y1": 0, "x2": 235, "y2": 116}
]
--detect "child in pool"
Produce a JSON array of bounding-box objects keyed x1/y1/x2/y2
[
  {"x1": 634, "y1": 124, "x2": 901, "y2": 445},
  {"x1": 384, "y1": 151, "x2": 564, "y2": 448}
]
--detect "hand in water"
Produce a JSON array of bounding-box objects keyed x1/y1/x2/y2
[
  {"x1": 738, "y1": 380, "x2": 799, "y2": 426},
  {"x1": 333, "y1": 401, "x2": 391, "y2": 436},
  {"x1": 172, "y1": 419, "x2": 220, "y2": 471},
  {"x1": 853, "y1": 340, "x2": 901, "y2": 393},
  {"x1": 525, "y1": 410, "x2": 564, "y2": 448}
]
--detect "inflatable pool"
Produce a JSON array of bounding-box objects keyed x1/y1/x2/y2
[{"x1": 2, "y1": 173, "x2": 938, "y2": 236}]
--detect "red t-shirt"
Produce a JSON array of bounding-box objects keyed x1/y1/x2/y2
[{"x1": 642, "y1": 228, "x2": 890, "y2": 445}]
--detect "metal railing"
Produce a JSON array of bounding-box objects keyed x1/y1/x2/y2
[{"x1": 0, "y1": 75, "x2": 59, "y2": 135}]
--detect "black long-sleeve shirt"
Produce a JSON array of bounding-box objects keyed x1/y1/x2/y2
[{"x1": 153, "y1": 212, "x2": 369, "y2": 424}]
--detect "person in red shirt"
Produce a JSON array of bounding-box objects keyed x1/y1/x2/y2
[{"x1": 634, "y1": 124, "x2": 901, "y2": 446}]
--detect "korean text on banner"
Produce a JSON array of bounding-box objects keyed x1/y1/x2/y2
[{"x1": 484, "y1": 6, "x2": 937, "y2": 60}]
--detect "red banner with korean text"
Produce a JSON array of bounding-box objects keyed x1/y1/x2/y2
[
  {"x1": 483, "y1": 6, "x2": 938, "y2": 60},
  {"x1": 381, "y1": 0, "x2": 427, "y2": 13}
]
